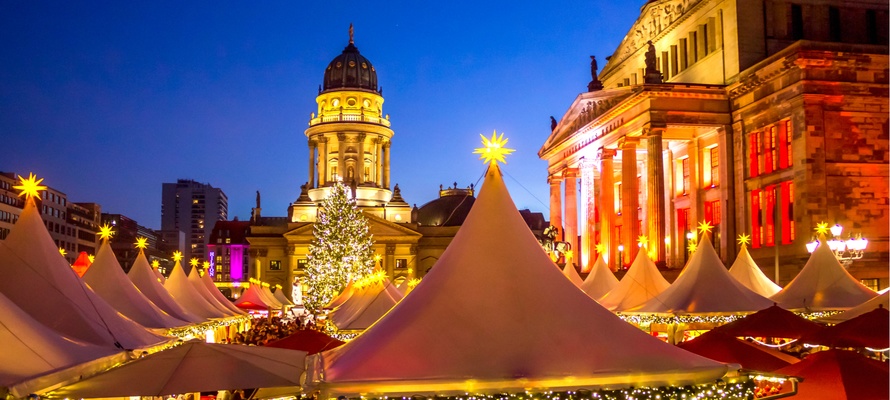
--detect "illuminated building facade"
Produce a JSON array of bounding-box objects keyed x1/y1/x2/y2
[
  {"x1": 161, "y1": 179, "x2": 228, "y2": 262},
  {"x1": 539, "y1": 0, "x2": 888, "y2": 287}
]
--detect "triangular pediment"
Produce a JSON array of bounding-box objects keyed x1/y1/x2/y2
[{"x1": 539, "y1": 88, "x2": 634, "y2": 160}]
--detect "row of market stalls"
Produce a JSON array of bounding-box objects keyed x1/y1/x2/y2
[{"x1": 234, "y1": 278, "x2": 296, "y2": 312}]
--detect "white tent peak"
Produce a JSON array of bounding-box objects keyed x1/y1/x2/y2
[
  {"x1": 596, "y1": 248, "x2": 669, "y2": 311},
  {"x1": 165, "y1": 261, "x2": 230, "y2": 319},
  {"x1": 199, "y1": 271, "x2": 248, "y2": 315},
  {"x1": 306, "y1": 163, "x2": 728, "y2": 396},
  {"x1": 728, "y1": 244, "x2": 782, "y2": 297},
  {"x1": 187, "y1": 267, "x2": 241, "y2": 317},
  {"x1": 630, "y1": 234, "x2": 774, "y2": 314},
  {"x1": 128, "y1": 252, "x2": 204, "y2": 323},
  {"x1": 561, "y1": 263, "x2": 583, "y2": 287},
  {"x1": 0, "y1": 197, "x2": 168, "y2": 350},
  {"x1": 771, "y1": 235, "x2": 877, "y2": 310},
  {"x1": 579, "y1": 254, "x2": 618, "y2": 300}
]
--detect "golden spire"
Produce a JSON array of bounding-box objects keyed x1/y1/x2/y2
[
  {"x1": 474, "y1": 130, "x2": 515, "y2": 165},
  {"x1": 13, "y1": 173, "x2": 46, "y2": 199}
]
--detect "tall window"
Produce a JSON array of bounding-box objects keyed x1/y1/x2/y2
[
  {"x1": 829, "y1": 7, "x2": 841, "y2": 42},
  {"x1": 682, "y1": 157, "x2": 691, "y2": 195},
  {"x1": 708, "y1": 147, "x2": 719, "y2": 187},
  {"x1": 751, "y1": 190, "x2": 763, "y2": 248},
  {"x1": 749, "y1": 132, "x2": 760, "y2": 177},
  {"x1": 678, "y1": 207, "x2": 691, "y2": 263},
  {"x1": 764, "y1": 126, "x2": 778, "y2": 174},
  {"x1": 791, "y1": 4, "x2": 804, "y2": 40},
  {"x1": 783, "y1": 120, "x2": 793, "y2": 168},
  {"x1": 765, "y1": 185, "x2": 776, "y2": 247},
  {"x1": 616, "y1": 182, "x2": 623, "y2": 214},
  {"x1": 781, "y1": 181, "x2": 795, "y2": 244}
]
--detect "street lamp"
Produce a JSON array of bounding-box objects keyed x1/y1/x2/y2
[
  {"x1": 617, "y1": 244, "x2": 625, "y2": 269},
  {"x1": 807, "y1": 223, "x2": 868, "y2": 267}
]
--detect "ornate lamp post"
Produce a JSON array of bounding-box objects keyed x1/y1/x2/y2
[{"x1": 806, "y1": 222, "x2": 868, "y2": 267}]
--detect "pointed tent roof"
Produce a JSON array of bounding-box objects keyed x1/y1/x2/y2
[
  {"x1": 580, "y1": 255, "x2": 619, "y2": 300},
  {"x1": 273, "y1": 287, "x2": 295, "y2": 306},
  {"x1": 596, "y1": 249, "x2": 669, "y2": 311},
  {"x1": 306, "y1": 164, "x2": 729, "y2": 396},
  {"x1": 83, "y1": 241, "x2": 188, "y2": 328},
  {"x1": 0, "y1": 197, "x2": 168, "y2": 349},
  {"x1": 325, "y1": 281, "x2": 356, "y2": 310},
  {"x1": 234, "y1": 283, "x2": 280, "y2": 310},
  {"x1": 164, "y1": 261, "x2": 230, "y2": 319},
  {"x1": 0, "y1": 292, "x2": 127, "y2": 398},
  {"x1": 710, "y1": 304, "x2": 823, "y2": 339},
  {"x1": 329, "y1": 280, "x2": 402, "y2": 331},
  {"x1": 128, "y1": 251, "x2": 205, "y2": 324},
  {"x1": 770, "y1": 236, "x2": 877, "y2": 310},
  {"x1": 187, "y1": 268, "x2": 240, "y2": 316},
  {"x1": 773, "y1": 349, "x2": 889, "y2": 400},
  {"x1": 199, "y1": 272, "x2": 247, "y2": 315},
  {"x1": 820, "y1": 291, "x2": 889, "y2": 324},
  {"x1": 676, "y1": 330, "x2": 800, "y2": 372},
  {"x1": 561, "y1": 263, "x2": 583, "y2": 287},
  {"x1": 71, "y1": 251, "x2": 91, "y2": 277},
  {"x1": 261, "y1": 285, "x2": 285, "y2": 308},
  {"x1": 728, "y1": 244, "x2": 782, "y2": 297},
  {"x1": 153, "y1": 265, "x2": 166, "y2": 284},
  {"x1": 630, "y1": 235, "x2": 774, "y2": 314}
]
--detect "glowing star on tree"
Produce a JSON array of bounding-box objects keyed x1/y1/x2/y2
[
  {"x1": 814, "y1": 221, "x2": 830, "y2": 235},
  {"x1": 98, "y1": 224, "x2": 115, "y2": 242},
  {"x1": 473, "y1": 130, "x2": 515, "y2": 165},
  {"x1": 134, "y1": 237, "x2": 148, "y2": 250},
  {"x1": 697, "y1": 220, "x2": 714, "y2": 235},
  {"x1": 737, "y1": 233, "x2": 751, "y2": 246},
  {"x1": 172, "y1": 251, "x2": 183, "y2": 262},
  {"x1": 13, "y1": 173, "x2": 47, "y2": 199}
]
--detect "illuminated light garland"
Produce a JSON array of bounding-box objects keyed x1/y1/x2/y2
[
  {"x1": 619, "y1": 310, "x2": 843, "y2": 332},
  {"x1": 745, "y1": 337, "x2": 797, "y2": 348},
  {"x1": 165, "y1": 314, "x2": 251, "y2": 339},
  {"x1": 866, "y1": 347, "x2": 890, "y2": 352},
  {"x1": 330, "y1": 379, "x2": 756, "y2": 400}
]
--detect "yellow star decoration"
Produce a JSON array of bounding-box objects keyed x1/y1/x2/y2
[
  {"x1": 373, "y1": 253, "x2": 382, "y2": 263},
  {"x1": 98, "y1": 224, "x2": 115, "y2": 241},
  {"x1": 814, "y1": 221, "x2": 830, "y2": 235},
  {"x1": 13, "y1": 173, "x2": 47, "y2": 199},
  {"x1": 697, "y1": 220, "x2": 714, "y2": 235},
  {"x1": 595, "y1": 243, "x2": 606, "y2": 254},
  {"x1": 134, "y1": 237, "x2": 148, "y2": 250},
  {"x1": 687, "y1": 242, "x2": 698, "y2": 253},
  {"x1": 202, "y1": 261, "x2": 210, "y2": 269},
  {"x1": 473, "y1": 130, "x2": 515, "y2": 165},
  {"x1": 637, "y1": 235, "x2": 649, "y2": 248},
  {"x1": 737, "y1": 233, "x2": 751, "y2": 246},
  {"x1": 564, "y1": 250, "x2": 574, "y2": 259},
  {"x1": 172, "y1": 251, "x2": 183, "y2": 262},
  {"x1": 88, "y1": 254, "x2": 95, "y2": 263},
  {"x1": 59, "y1": 247, "x2": 67, "y2": 257},
  {"x1": 189, "y1": 258, "x2": 199, "y2": 267},
  {"x1": 151, "y1": 260, "x2": 160, "y2": 269}
]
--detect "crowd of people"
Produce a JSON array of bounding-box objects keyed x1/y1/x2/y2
[{"x1": 226, "y1": 312, "x2": 318, "y2": 346}]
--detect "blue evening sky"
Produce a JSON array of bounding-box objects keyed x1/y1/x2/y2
[{"x1": 1, "y1": 1, "x2": 643, "y2": 228}]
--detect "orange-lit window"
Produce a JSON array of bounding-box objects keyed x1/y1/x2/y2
[
  {"x1": 705, "y1": 200, "x2": 721, "y2": 226},
  {"x1": 615, "y1": 182, "x2": 622, "y2": 214},
  {"x1": 784, "y1": 120, "x2": 793, "y2": 168},
  {"x1": 709, "y1": 147, "x2": 719, "y2": 187},
  {"x1": 781, "y1": 181, "x2": 795, "y2": 244},
  {"x1": 765, "y1": 185, "x2": 776, "y2": 246},
  {"x1": 682, "y1": 158, "x2": 691, "y2": 195},
  {"x1": 749, "y1": 133, "x2": 760, "y2": 177},
  {"x1": 763, "y1": 126, "x2": 779, "y2": 174},
  {"x1": 751, "y1": 190, "x2": 762, "y2": 248}
]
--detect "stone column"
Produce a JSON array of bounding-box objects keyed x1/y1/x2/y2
[
  {"x1": 564, "y1": 168, "x2": 579, "y2": 265},
  {"x1": 383, "y1": 142, "x2": 391, "y2": 189},
  {"x1": 385, "y1": 244, "x2": 395, "y2": 278},
  {"x1": 308, "y1": 140, "x2": 317, "y2": 189},
  {"x1": 318, "y1": 137, "x2": 327, "y2": 185},
  {"x1": 376, "y1": 138, "x2": 384, "y2": 187},
  {"x1": 549, "y1": 175, "x2": 563, "y2": 241},
  {"x1": 646, "y1": 128, "x2": 666, "y2": 264},
  {"x1": 581, "y1": 160, "x2": 596, "y2": 271},
  {"x1": 621, "y1": 137, "x2": 640, "y2": 266},
  {"x1": 357, "y1": 134, "x2": 366, "y2": 185},
  {"x1": 599, "y1": 148, "x2": 616, "y2": 270},
  {"x1": 337, "y1": 133, "x2": 346, "y2": 182}
]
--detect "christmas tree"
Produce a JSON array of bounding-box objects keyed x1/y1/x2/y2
[{"x1": 304, "y1": 181, "x2": 376, "y2": 315}]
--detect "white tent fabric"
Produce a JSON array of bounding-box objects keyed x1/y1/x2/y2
[
  {"x1": 305, "y1": 164, "x2": 729, "y2": 396},
  {"x1": 128, "y1": 252, "x2": 205, "y2": 324},
  {"x1": 727, "y1": 244, "x2": 782, "y2": 297},
  {"x1": 261, "y1": 285, "x2": 285, "y2": 308},
  {"x1": 770, "y1": 235, "x2": 877, "y2": 310},
  {"x1": 272, "y1": 287, "x2": 295, "y2": 306},
  {"x1": 234, "y1": 284, "x2": 281, "y2": 310},
  {"x1": 83, "y1": 241, "x2": 188, "y2": 328},
  {"x1": 153, "y1": 267, "x2": 166, "y2": 284},
  {"x1": 0, "y1": 198, "x2": 169, "y2": 350},
  {"x1": 325, "y1": 281, "x2": 356, "y2": 310},
  {"x1": 819, "y1": 291, "x2": 888, "y2": 324},
  {"x1": 328, "y1": 280, "x2": 402, "y2": 331},
  {"x1": 561, "y1": 263, "x2": 583, "y2": 287},
  {"x1": 629, "y1": 235, "x2": 774, "y2": 314},
  {"x1": 580, "y1": 255, "x2": 619, "y2": 300},
  {"x1": 187, "y1": 268, "x2": 240, "y2": 316},
  {"x1": 164, "y1": 261, "x2": 230, "y2": 319},
  {"x1": 0, "y1": 292, "x2": 128, "y2": 398},
  {"x1": 596, "y1": 250, "x2": 669, "y2": 311},
  {"x1": 199, "y1": 272, "x2": 247, "y2": 315}
]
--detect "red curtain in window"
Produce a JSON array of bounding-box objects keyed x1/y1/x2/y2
[
  {"x1": 749, "y1": 133, "x2": 760, "y2": 177},
  {"x1": 781, "y1": 181, "x2": 795, "y2": 244},
  {"x1": 779, "y1": 122, "x2": 789, "y2": 169},
  {"x1": 751, "y1": 190, "x2": 762, "y2": 248},
  {"x1": 764, "y1": 127, "x2": 777, "y2": 174},
  {"x1": 785, "y1": 120, "x2": 793, "y2": 168},
  {"x1": 765, "y1": 185, "x2": 776, "y2": 246}
]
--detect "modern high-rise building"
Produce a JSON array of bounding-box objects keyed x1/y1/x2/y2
[{"x1": 161, "y1": 179, "x2": 227, "y2": 262}]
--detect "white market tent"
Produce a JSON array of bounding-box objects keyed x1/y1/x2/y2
[
  {"x1": 83, "y1": 240, "x2": 188, "y2": 328},
  {"x1": 727, "y1": 244, "x2": 782, "y2": 297},
  {"x1": 770, "y1": 235, "x2": 877, "y2": 310},
  {"x1": 272, "y1": 287, "x2": 295, "y2": 306},
  {"x1": 305, "y1": 164, "x2": 730, "y2": 397},
  {"x1": 235, "y1": 283, "x2": 281, "y2": 310},
  {"x1": 261, "y1": 285, "x2": 286, "y2": 308},
  {"x1": 128, "y1": 251, "x2": 205, "y2": 324},
  {"x1": 187, "y1": 268, "x2": 241, "y2": 317},
  {"x1": 165, "y1": 261, "x2": 231, "y2": 319},
  {"x1": 199, "y1": 272, "x2": 248, "y2": 315},
  {"x1": 562, "y1": 263, "x2": 583, "y2": 287},
  {"x1": 580, "y1": 255, "x2": 619, "y2": 300},
  {"x1": 0, "y1": 292, "x2": 128, "y2": 398},
  {"x1": 325, "y1": 281, "x2": 356, "y2": 310},
  {"x1": 819, "y1": 291, "x2": 889, "y2": 324},
  {"x1": 596, "y1": 249, "x2": 669, "y2": 311},
  {"x1": 0, "y1": 197, "x2": 168, "y2": 350},
  {"x1": 629, "y1": 234, "x2": 774, "y2": 314},
  {"x1": 328, "y1": 279, "x2": 403, "y2": 331}
]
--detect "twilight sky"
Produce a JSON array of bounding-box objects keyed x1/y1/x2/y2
[{"x1": 1, "y1": 1, "x2": 643, "y2": 229}]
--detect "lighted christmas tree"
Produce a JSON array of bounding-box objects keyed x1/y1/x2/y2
[{"x1": 304, "y1": 181, "x2": 376, "y2": 314}]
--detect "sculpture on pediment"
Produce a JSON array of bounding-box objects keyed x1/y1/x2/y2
[
  {"x1": 550, "y1": 116, "x2": 558, "y2": 132},
  {"x1": 587, "y1": 55, "x2": 604, "y2": 92},
  {"x1": 644, "y1": 41, "x2": 664, "y2": 84}
]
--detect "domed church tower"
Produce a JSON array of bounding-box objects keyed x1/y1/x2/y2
[{"x1": 290, "y1": 25, "x2": 410, "y2": 223}]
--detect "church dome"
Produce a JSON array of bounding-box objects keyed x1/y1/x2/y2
[
  {"x1": 323, "y1": 26, "x2": 379, "y2": 93},
  {"x1": 415, "y1": 187, "x2": 475, "y2": 227}
]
